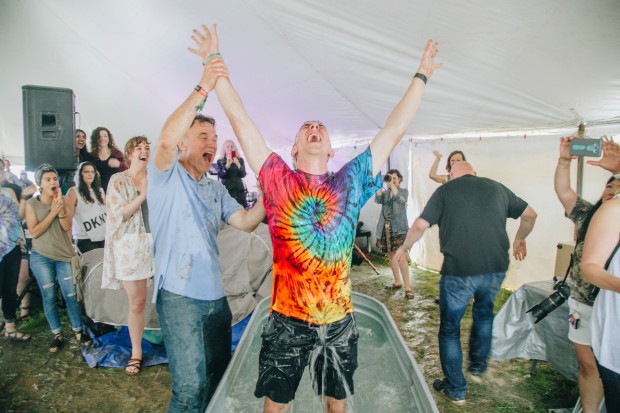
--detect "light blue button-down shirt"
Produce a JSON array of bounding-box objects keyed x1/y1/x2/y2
[{"x1": 147, "y1": 154, "x2": 243, "y2": 303}]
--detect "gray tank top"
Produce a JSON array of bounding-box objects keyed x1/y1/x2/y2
[{"x1": 28, "y1": 196, "x2": 75, "y2": 261}]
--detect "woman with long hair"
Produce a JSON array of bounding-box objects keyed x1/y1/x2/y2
[
  {"x1": 102, "y1": 136, "x2": 153, "y2": 375},
  {"x1": 429, "y1": 150, "x2": 466, "y2": 184},
  {"x1": 75, "y1": 129, "x2": 91, "y2": 163},
  {"x1": 60, "y1": 129, "x2": 93, "y2": 195},
  {"x1": 215, "y1": 139, "x2": 247, "y2": 208},
  {"x1": 375, "y1": 169, "x2": 412, "y2": 298},
  {"x1": 65, "y1": 162, "x2": 107, "y2": 253},
  {"x1": 25, "y1": 164, "x2": 90, "y2": 352},
  {"x1": 554, "y1": 136, "x2": 620, "y2": 413},
  {"x1": 89, "y1": 127, "x2": 127, "y2": 192}
]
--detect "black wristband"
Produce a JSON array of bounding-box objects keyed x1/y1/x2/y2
[{"x1": 413, "y1": 72, "x2": 428, "y2": 85}]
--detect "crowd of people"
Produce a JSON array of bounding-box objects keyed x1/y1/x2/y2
[{"x1": 1, "y1": 21, "x2": 619, "y2": 413}]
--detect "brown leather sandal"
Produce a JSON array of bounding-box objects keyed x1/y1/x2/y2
[
  {"x1": 405, "y1": 290, "x2": 414, "y2": 299},
  {"x1": 125, "y1": 358, "x2": 142, "y2": 375}
]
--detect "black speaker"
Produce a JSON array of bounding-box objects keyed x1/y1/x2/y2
[{"x1": 22, "y1": 85, "x2": 75, "y2": 171}]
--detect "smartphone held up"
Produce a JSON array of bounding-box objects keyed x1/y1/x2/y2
[{"x1": 569, "y1": 138, "x2": 602, "y2": 157}]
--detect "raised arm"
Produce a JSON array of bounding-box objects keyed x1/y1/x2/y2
[
  {"x1": 154, "y1": 26, "x2": 230, "y2": 173},
  {"x1": 581, "y1": 197, "x2": 620, "y2": 293},
  {"x1": 513, "y1": 205, "x2": 537, "y2": 261},
  {"x1": 189, "y1": 24, "x2": 272, "y2": 174},
  {"x1": 554, "y1": 137, "x2": 578, "y2": 214},
  {"x1": 393, "y1": 216, "x2": 431, "y2": 263},
  {"x1": 369, "y1": 40, "x2": 442, "y2": 175},
  {"x1": 429, "y1": 151, "x2": 448, "y2": 184},
  {"x1": 586, "y1": 136, "x2": 620, "y2": 174}
]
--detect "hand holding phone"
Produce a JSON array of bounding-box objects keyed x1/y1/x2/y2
[
  {"x1": 231, "y1": 150, "x2": 237, "y2": 158},
  {"x1": 570, "y1": 138, "x2": 602, "y2": 157}
]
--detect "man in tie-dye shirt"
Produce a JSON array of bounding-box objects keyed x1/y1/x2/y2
[{"x1": 192, "y1": 24, "x2": 442, "y2": 412}]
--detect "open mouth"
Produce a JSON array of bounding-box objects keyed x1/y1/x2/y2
[
  {"x1": 139, "y1": 155, "x2": 147, "y2": 162},
  {"x1": 51, "y1": 186, "x2": 58, "y2": 194},
  {"x1": 203, "y1": 150, "x2": 214, "y2": 163},
  {"x1": 307, "y1": 133, "x2": 321, "y2": 143}
]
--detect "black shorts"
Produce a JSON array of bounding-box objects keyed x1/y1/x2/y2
[{"x1": 254, "y1": 311, "x2": 359, "y2": 404}]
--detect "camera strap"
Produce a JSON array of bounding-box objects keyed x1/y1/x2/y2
[{"x1": 562, "y1": 253, "x2": 573, "y2": 283}]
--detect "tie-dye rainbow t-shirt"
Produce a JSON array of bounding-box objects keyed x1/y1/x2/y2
[{"x1": 259, "y1": 147, "x2": 380, "y2": 325}]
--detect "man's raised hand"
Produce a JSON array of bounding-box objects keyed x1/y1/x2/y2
[
  {"x1": 417, "y1": 39, "x2": 443, "y2": 80},
  {"x1": 188, "y1": 24, "x2": 228, "y2": 92},
  {"x1": 188, "y1": 24, "x2": 220, "y2": 61}
]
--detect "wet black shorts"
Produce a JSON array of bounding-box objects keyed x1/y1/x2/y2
[{"x1": 254, "y1": 311, "x2": 359, "y2": 404}]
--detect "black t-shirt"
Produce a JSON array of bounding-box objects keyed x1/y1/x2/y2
[{"x1": 420, "y1": 174, "x2": 528, "y2": 276}]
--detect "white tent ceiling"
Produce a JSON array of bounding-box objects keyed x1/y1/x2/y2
[
  {"x1": 2, "y1": 0, "x2": 620, "y2": 288},
  {"x1": 1, "y1": 0, "x2": 620, "y2": 161}
]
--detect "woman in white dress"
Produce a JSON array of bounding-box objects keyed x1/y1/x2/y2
[{"x1": 102, "y1": 136, "x2": 152, "y2": 375}]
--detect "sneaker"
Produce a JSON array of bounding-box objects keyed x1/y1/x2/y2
[
  {"x1": 432, "y1": 379, "x2": 466, "y2": 406},
  {"x1": 468, "y1": 372, "x2": 483, "y2": 384}
]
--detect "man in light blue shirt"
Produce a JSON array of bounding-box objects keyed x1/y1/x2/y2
[{"x1": 148, "y1": 59, "x2": 265, "y2": 411}]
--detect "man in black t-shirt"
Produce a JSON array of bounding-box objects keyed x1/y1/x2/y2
[{"x1": 394, "y1": 161, "x2": 537, "y2": 405}]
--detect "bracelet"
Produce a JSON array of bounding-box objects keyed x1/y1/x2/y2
[
  {"x1": 558, "y1": 158, "x2": 571, "y2": 166},
  {"x1": 58, "y1": 214, "x2": 67, "y2": 219},
  {"x1": 194, "y1": 85, "x2": 208, "y2": 97},
  {"x1": 202, "y1": 52, "x2": 221, "y2": 65},
  {"x1": 413, "y1": 72, "x2": 428, "y2": 85},
  {"x1": 193, "y1": 86, "x2": 208, "y2": 112}
]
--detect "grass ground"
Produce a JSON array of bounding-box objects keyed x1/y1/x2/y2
[{"x1": 0, "y1": 257, "x2": 578, "y2": 412}]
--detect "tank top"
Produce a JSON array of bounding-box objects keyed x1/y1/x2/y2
[
  {"x1": 27, "y1": 196, "x2": 75, "y2": 261},
  {"x1": 69, "y1": 187, "x2": 107, "y2": 241}
]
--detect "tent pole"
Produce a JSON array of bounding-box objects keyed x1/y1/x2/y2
[{"x1": 576, "y1": 156, "x2": 584, "y2": 197}]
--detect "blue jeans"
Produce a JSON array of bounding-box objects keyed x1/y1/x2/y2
[
  {"x1": 596, "y1": 359, "x2": 620, "y2": 412},
  {"x1": 29, "y1": 251, "x2": 83, "y2": 334},
  {"x1": 438, "y1": 272, "x2": 504, "y2": 400},
  {"x1": 156, "y1": 289, "x2": 232, "y2": 413}
]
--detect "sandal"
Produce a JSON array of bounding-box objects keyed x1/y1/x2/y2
[
  {"x1": 405, "y1": 290, "x2": 414, "y2": 299},
  {"x1": 4, "y1": 329, "x2": 31, "y2": 342},
  {"x1": 385, "y1": 283, "x2": 403, "y2": 290},
  {"x1": 125, "y1": 358, "x2": 142, "y2": 375},
  {"x1": 49, "y1": 333, "x2": 64, "y2": 353},
  {"x1": 75, "y1": 331, "x2": 92, "y2": 348}
]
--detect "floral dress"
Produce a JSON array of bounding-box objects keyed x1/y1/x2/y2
[{"x1": 102, "y1": 170, "x2": 152, "y2": 289}]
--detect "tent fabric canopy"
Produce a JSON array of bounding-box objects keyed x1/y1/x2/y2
[
  {"x1": 1, "y1": 0, "x2": 619, "y2": 159},
  {"x1": 1, "y1": 1, "x2": 619, "y2": 288}
]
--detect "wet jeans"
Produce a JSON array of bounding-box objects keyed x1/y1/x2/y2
[
  {"x1": 156, "y1": 289, "x2": 232, "y2": 413},
  {"x1": 29, "y1": 251, "x2": 83, "y2": 334},
  {"x1": 438, "y1": 272, "x2": 504, "y2": 400}
]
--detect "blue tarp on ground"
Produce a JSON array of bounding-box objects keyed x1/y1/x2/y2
[{"x1": 82, "y1": 312, "x2": 253, "y2": 368}]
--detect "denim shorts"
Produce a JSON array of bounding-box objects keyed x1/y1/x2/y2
[
  {"x1": 254, "y1": 311, "x2": 359, "y2": 404},
  {"x1": 567, "y1": 297, "x2": 593, "y2": 346}
]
